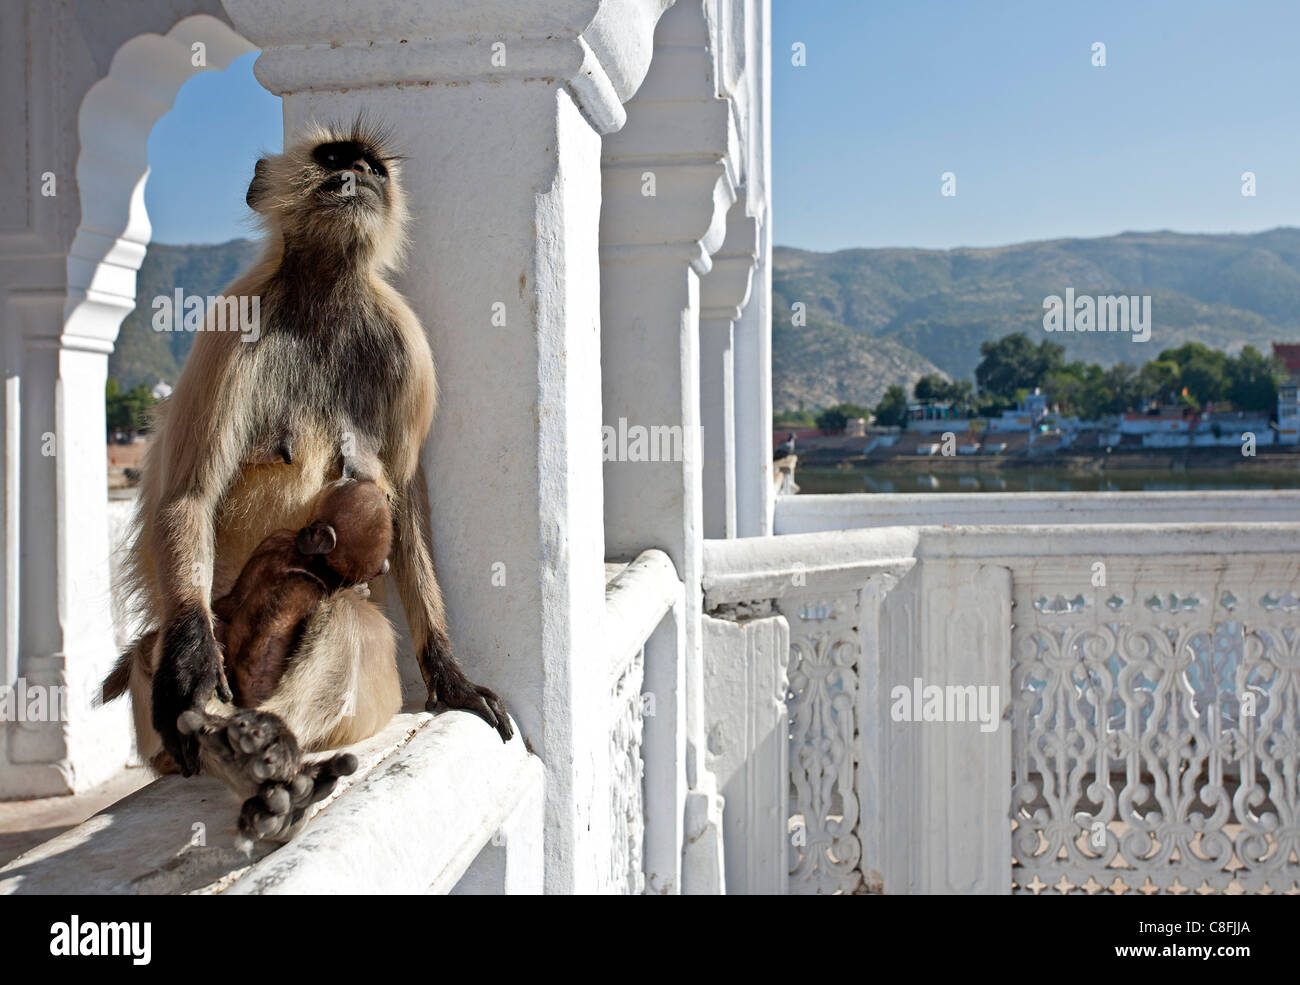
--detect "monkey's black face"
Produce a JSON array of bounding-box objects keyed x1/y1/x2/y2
[{"x1": 311, "y1": 140, "x2": 391, "y2": 211}]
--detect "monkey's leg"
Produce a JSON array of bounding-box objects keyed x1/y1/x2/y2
[
  {"x1": 146, "y1": 380, "x2": 252, "y2": 774},
  {"x1": 392, "y1": 466, "x2": 512, "y2": 742}
]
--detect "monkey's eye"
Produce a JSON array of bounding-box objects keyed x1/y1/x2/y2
[{"x1": 312, "y1": 142, "x2": 354, "y2": 171}]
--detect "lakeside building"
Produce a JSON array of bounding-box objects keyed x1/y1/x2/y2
[
  {"x1": 903, "y1": 387, "x2": 1278, "y2": 451},
  {"x1": 1273, "y1": 343, "x2": 1300, "y2": 445}
]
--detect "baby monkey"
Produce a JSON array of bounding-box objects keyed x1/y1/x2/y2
[{"x1": 213, "y1": 478, "x2": 393, "y2": 707}]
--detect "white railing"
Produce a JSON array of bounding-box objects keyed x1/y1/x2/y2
[
  {"x1": 996, "y1": 530, "x2": 1300, "y2": 894},
  {"x1": 603, "y1": 550, "x2": 685, "y2": 895},
  {"x1": 703, "y1": 497, "x2": 1300, "y2": 895},
  {"x1": 776, "y1": 490, "x2": 1300, "y2": 534}
]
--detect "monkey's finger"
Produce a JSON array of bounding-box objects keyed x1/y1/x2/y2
[
  {"x1": 321, "y1": 753, "x2": 358, "y2": 779},
  {"x1": 166, "y1": 730, "x2": 201, "y2": 778},
  {"x1": 426, "y1": 687, "x2": 513, "y2": 743},
  {"x1": 239, "y1": 795, "x2": 290, "y2": 843},
  {"x1": 260, "y1": 783, "x2": 292, "y2": 816},
  {"x1": 475, "y1": 686, "x2": 513, "y2": 743},
  {"x1": 300, "y1": 753, "x2": 357, "y2": 808},
  {"x1": 216, "y1": 670, "x2": 233, "y2": 704}
]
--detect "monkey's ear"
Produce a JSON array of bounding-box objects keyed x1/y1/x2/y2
[
  {"x1": 246, "y1": 159, "x2": 271, "y2": 213},
  {"x1": 296, "y1": 521, "x2": 337, "y2": 556}
]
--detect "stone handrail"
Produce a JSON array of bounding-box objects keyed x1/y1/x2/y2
[{"x1": 0, "y1": 710, "x2": 542, "y2": 895}]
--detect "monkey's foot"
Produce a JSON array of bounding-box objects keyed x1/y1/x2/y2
[
  {"x1": 177, "y1": 707, "x2": 300, "y2": 799},
  {"x1": 235, "y1": 753, "x2": 358, "y2": 852},
  {"x1": 426, "y1": 678, "x2": 513, "y2": 743}
]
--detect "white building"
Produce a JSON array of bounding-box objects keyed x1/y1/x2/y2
[
  {"x1": 1, "y1": 0, "x2": 1299, "y2": 896},
  {"x1": 1279, "y1": 383, "x2": 1300, "y2": 445}
]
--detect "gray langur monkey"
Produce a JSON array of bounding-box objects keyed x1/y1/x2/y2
[{"x1": 103, "y1": 118, "x2": 511, "y2": 819}]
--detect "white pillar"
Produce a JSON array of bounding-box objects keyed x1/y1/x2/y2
[
  {"x1": 0, "y1": 6, "x2": 252, "y2": 797},
  {"x1": 601, "y1": 0, "x2": 741, "y2": 893},
  {"x1": 700, "y1": 195, "x2": 758, "y2": 540},
  {"x1": 732, "y1": 0, "x2": 774, "y2": 539},
  {"x1": 224, "y1": 0, "x2": 666, "y2": 894}
]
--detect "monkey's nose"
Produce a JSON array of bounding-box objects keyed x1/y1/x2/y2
[{"x1": 349, "y1": 158, "x2": 374, "y2": 176}]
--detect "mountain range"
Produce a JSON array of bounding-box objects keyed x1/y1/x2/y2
[
  {"x1": 772, "y1": 227, "x2": 1300, "y2": 411},
  {"x1": 110, "y1": 229, "x2": 1300, "y2": 414}
]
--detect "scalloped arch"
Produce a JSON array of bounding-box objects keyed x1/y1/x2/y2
[{"x1": 63, "y1": 14, "x2": 261, "y2": 350}]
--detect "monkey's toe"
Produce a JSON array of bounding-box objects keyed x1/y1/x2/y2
[
  {"x1": 224, "y1": 709, "x2": 301, "y2": 784},
  {"x1": 233, "y1": 752, "x2": 359, "y2": 848},
  {"x1": 238, "y1": 794, "x2": 295, "y2": 844}
]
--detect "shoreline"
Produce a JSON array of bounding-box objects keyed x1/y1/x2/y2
[{"x1": 798, "y1": 444, "x2": 1300, "y2": 475}]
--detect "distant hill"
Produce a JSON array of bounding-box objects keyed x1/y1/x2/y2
[
  {"x1": 109, "y1": 239, "x2": 261, "y2": 389},
  {"x1": 111, "y1": 229, "x2": 1300, "y2": 416},
  {"x1": 773, "y1": 227, "x2": 1300, "y2": 412}
]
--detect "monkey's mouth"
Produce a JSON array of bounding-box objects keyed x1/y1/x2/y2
[{"x1": 318, "y1": 172, "x2": 385, "y2": 204}]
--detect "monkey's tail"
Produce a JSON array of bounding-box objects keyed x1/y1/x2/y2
[{"x1": 99, "y1": 630, "x2": 156, "y2": 706}]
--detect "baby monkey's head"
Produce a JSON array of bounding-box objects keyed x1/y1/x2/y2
[
  {"x1": 246, "y1": 116, "x2": 407, "y2": 270},
  {"x1": 297, "y1": 479, "x2": 393, "y2": 586}
]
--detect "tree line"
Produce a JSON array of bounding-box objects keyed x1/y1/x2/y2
[{"x1": 777, "y1": 332, "x2": 1287, "y2": 432}]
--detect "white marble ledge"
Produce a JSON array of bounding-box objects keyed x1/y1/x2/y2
[{"x1": 0, "y1": 710, "x2": 541, "y2": 895}]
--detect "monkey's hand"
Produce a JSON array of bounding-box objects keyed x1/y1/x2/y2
[
  {"x1": 236, "y1": 752, "x2": 358, "y2": 852},
  {"x1": 153, "y1": 604, "x2": 232, "y2": 776},
  {"x1": 422, "y1": 638, "x2": 513, "y2": 743}
]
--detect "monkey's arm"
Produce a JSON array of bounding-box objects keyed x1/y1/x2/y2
[
  {"x1": 391, "y1": 465, "x2": 511, "y2": 741},
  {"x1": 147, "y1": 337, "x2": 253, "y2": 774}
]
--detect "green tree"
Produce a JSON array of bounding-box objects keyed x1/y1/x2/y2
[
  {"x1": 974, "y1": 332, "x2": 1065, "y2": 401},
  {"x1": 913, "y1": 374, "x2": 946, "y2": 402},
  {"x1": 873, "y1": 385, "x2": 909, "y2": 428},
  {"x1": 1225, "y1": 345, "x2": 1282, "y2": 414},
  {"x1": 773, "y1": 408, "x2": 815, "y2": 428},
  {"x1": 1136, "y1": 359, "x2": 1181, "y2": 404},
  {"x1": 912, "y1": 374, "x2": 976, "y2": 417},
  {"x1": 815, "y1": 406, "x2": 848, "y2": 433},
  {"x1": 106, "y1": 379, "x2": 157, "y2": 435}
]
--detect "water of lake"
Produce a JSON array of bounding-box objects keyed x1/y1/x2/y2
[{"x1": 797, "y1": 466, "x2": 1300, "y2": 495}]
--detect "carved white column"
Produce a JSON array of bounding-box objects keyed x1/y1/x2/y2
[
  {"x1": 601, "y1": 0, "x2": 740, "y2": 892},
  {"x1": 702, "y1": 609, "x2": 789, "y2": 894},
  {"x1": 224, "y1": 0, "x2": 668, "y2": 894},
  {"x1": 877, "y1": 558, "x2": 1013, "y2": 894},
  {"x1": 700, "y1": 195, "x2": 758, "y2": 540},
  {"x1": 0, "y1": 4, "x2": 250, "y2": 797},
  {"x1": 731, "y1": 0, "x2": 773, "y2": 539}
]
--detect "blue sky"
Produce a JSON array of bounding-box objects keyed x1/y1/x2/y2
[
  {"x1": 772, "y1": 0, "x2": 1300, "y2": 250},
  {"x1": 146, "y1": 2, "x2": 1300, "y2": 251},
  {"x1": 144, "y1": 51, "x2": 280, "y2": 245}
]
